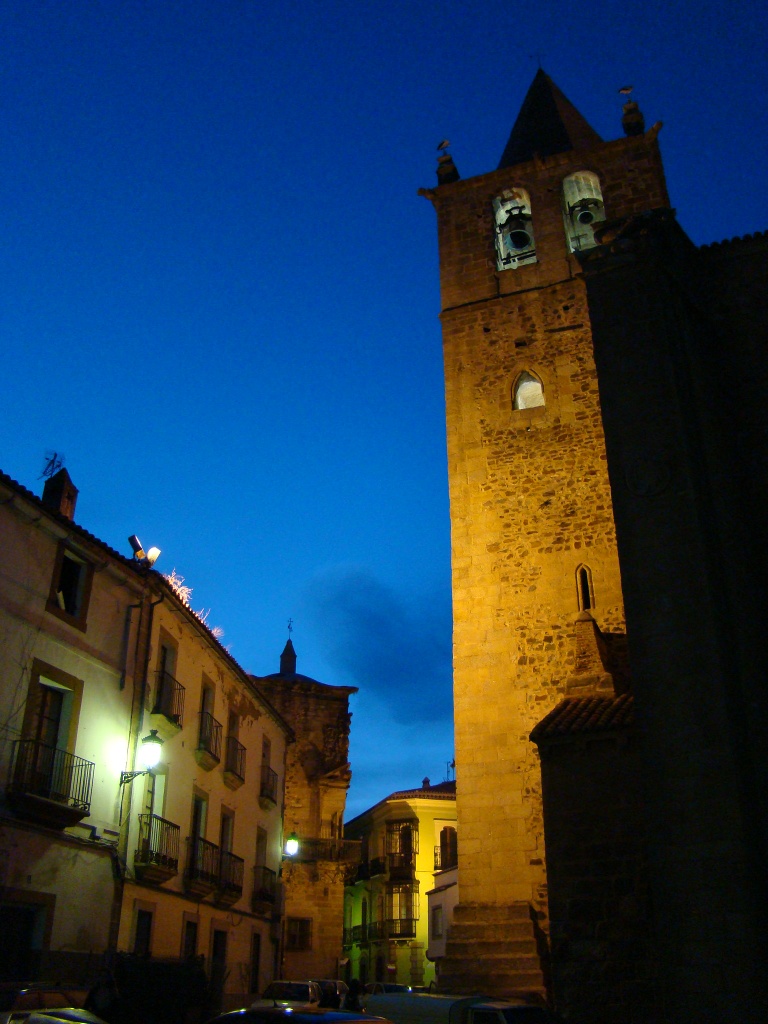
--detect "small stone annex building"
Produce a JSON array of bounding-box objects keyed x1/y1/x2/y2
[
  {"x1": 421, "y1": 71, "x2": 768, "y2": 1024},
  {"x1": 252, "y1": 641, "x2": 359, "y2": 982}
]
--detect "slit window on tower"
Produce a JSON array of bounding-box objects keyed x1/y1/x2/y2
[
  {"x1": 493, "y1": 188, "x2": 536, "y2": 270},
  {"x1": 577, "y1": 564, "x2": 594, "y2": 610},
  {"x1": 562, "y1": 171, "x2": 606, "y2": 252},
  {"x1": 513, "y1": 371, "x2": 545, "y2": 410}
]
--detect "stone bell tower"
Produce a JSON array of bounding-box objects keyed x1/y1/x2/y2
[{"x1": 420, "y1": 71, "x2": 669, "y2": 996}]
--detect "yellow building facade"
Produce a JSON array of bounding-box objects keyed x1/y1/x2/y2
[{"x1": 343, "y1": 779, "x2": 456, "y2": 990}]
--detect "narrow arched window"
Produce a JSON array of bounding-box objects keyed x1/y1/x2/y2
[
  {"x1": 562, "y1": 171, "x2": 606, "y2": 252},
  {"x1": 576, "y1": 564, "x2": 594, "y2": 610},
  {"x1": 513, "y1": 371, "x2": 544, "y2": 410},
  {"x1": 493, "y1": 188, "x2": 536, "y2": 270}
]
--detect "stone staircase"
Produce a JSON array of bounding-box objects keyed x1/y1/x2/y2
[{"x1": 436, "y1": 902, "x2": 548, "y2": 1001}]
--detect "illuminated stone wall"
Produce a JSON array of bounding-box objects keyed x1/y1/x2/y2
[
  {"x1": 428, "y1": 127, "x2": 669, "y2": 928},
  {"x1": 255, "y1": 655, "x2": 356, "y2": 981}
]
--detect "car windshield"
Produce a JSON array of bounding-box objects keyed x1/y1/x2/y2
[
  {"x1": 382, "y1": 986, "x2": 409, "y2": 993},
  {"x1": 261, "y1": 985, "x2": 310, "y2": 1002}
]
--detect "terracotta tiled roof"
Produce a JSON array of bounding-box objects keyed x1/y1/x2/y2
[
  {"x1": 345, "y1": 779, "x2": 456, "y2": 829},
  {"x1": 699, "y1": 229, "x2": 767, "y2": 251},
  {"x1": 530, "y1": 693, "x2": 634, "y2": 743},
  {"x1": 388, "y1": 780, "x2": 456, "y2": 800}
]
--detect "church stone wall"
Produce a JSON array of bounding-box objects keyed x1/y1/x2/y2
[
  {"x1": 443, "y1": 279, "x2": 624, "y2": 918},
  {"x1": 432, "y1": 125, "x2": 670, "y2": 925}
]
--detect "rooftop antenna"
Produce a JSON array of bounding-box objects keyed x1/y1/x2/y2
[
  {"x1": 446, "y1": 759, "x2": 456, "y2": 782},
  {"x1": 40, "y1": 450, "x2": 64, "y2": 479}
]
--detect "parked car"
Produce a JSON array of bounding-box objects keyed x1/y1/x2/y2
[
  {"x1": 251, "y1": 982, "x2": 322, "y2": 1009},
  {"x1": 362, "y1": 994, "x2": 559, "y2": 1024},
  {"x1": 26, "y1": 1013, "x2": 107, "y2": 1024},
  {"x1": 209, "y1": 1009, "x2": 392, "y2": 1024},
  {"x1": 311, "y1": 982, "x2": 349, "y2": 1007},
  {"x1": 0, "y1": 987, "x2": 90, "y2": 1024},
  {"x1": 363, "y1": 984, "x2": 410, "y2": 996}
]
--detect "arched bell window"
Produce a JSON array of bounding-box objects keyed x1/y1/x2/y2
[
  {"x1": 493, "y1": 188, "x2": 537, "y2": 270},
  {"x1": 562, "y1": 171, "x2": 606, "y2": 252},
  {"x1": 513, "y1": 371, "x2": 545, "y2": 410}
]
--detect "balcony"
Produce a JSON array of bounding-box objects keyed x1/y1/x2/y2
[
  {"x1": 223, "y1": 735, "x2": 246, "y2": 790},
  {"x1": 184, "y1": 835, "x2": 220, "y2": 897},
  {"x1": 368, "y1": 855, "x2": 386, "y2": 876},
  {"x1": 346, "y1": 858, "x2": 372, "y2": 885},
  {"x1": 7, "y1": 739, "x2": 94, "y2": 829},
  {"x1": 259, "y1": 764, "x2": 278, "y2": 809},
  {"x1": 353, "y1": 919, "x2": 413, "y2": 942},
  {"x1": 216, "y1": 849, "x2": 244, "y2": 906},
  {"x1": 251, "y1": 865, "x2": 277, "y2": 914},
  {"x1": 387, "y1": 852, "x2": 415, "y2": 879},
  {"x1": 290, "y1": 837, "x2": 362, "y2": 864},
  {"x1": 434, "y1": 844, "x2": 458, "y2": 871},
  {"x1": 194, "y1": 712, "x2": 222, "y2": 771},
  {"x1": 150, "y1": 670, "x2": 185, "y2": 736},
  {"x1": 385, "y1": 918, "x2": 417, "y2": 939},
  {"x1": 134, "y1": 813, "x2": 180, "y2": 884}
]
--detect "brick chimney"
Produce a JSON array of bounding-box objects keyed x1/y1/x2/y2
[{"x1": 42, "y1": 468, "x2": 78, "y2": 521}]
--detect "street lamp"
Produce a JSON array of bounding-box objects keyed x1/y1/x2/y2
[
  {"x1": 284, "y1": 831, "x2": 299, "y2": 857},
  {"x1": 120, "y1": 729, "x2": 164, "y2": 785}
]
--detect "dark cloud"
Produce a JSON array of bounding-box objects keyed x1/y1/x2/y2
[{"x1": 302, "y1": 566, "x2": 453, "y2": 723}]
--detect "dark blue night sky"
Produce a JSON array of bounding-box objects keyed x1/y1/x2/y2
[{"x1": 1, "y1": 0, "x2": 765, "y2": 817}]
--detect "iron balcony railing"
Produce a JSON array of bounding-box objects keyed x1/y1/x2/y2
[
  {"x1": 351, "y1": 919, "x2": 413, "y2": 942},
  {"x1": 434, "y1": 844, "x2": 458, "y2": 871},
  {"x1": 186, "y1": 835, "x2": 220, "y2": 886},
  {"x1": 218, "y1": 849, "x2": 244, "y2": 897},
  {"x1": 387, "y1": 852, "x2": 416, "y2": 878},
  {"x1": 9, "y1": 739, "x2": 94, "y2": 812},
  {"x1": 153, "y1": 670, "x2": 185, "y2": 726},
  {"x1": 259, "y1": 764, "x2": 278, "y2": 803},
  {"x1": 136, "y1": 813, "x2": 180, "y2": 871},
  {"x1": 368, "y1": 855, "x2": 387, "y2": 876},
  {"x1": 252, "y1": 865, "x2": 277, "y2": 905},
  {"x1": 197, "y1": 711, "x2": 222, "y2": 761},
  {"x1": 386, "y1": 918, "x2": 416, "y2": 938},
  {"x1": 224, "y1": 735, "x2": 246, "y2": 781},
  {"x1": 290, "y1": 837, "x2": 361, "y2": 864}
]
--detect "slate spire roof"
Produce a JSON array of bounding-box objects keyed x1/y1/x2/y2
[
  {"x1": 280, "y1": 637, "x2": 297, "y2": 675},
  {"x1": 498, "y1": 69, "x2": 603, "y2": 169}
]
